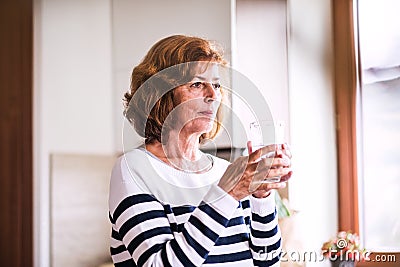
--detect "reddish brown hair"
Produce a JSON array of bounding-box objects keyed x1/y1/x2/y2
[{"x1": 123, "y1": 35, "x2": 227, "y2": 144}]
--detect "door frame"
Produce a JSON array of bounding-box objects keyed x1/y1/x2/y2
[{"x1": 0, "y1": 0, "x2": 34, "y2": 266}]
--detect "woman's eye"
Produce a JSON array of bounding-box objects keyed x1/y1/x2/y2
[
  {"x1": 213, "y1": 83, "x2": 221, "y2": 89},
  {"x1": 190, "y1": 82, "x2": 203, "y2": 89}
]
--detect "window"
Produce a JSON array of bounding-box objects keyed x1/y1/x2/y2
[
  {"x1": 333, "y1": 0, "x2": 400, "y2": 266},
  {"x1": 357, "y1": 0, "x2": 400, "y2": 252}
]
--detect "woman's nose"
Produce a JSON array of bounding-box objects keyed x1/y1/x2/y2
[{"x1": 203, "y1": 82, "x2": 219, "y2": 102}]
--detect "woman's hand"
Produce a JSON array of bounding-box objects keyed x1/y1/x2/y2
[
  {"x1": 250, "y1": 142, "x2": 292, "y2": 198},
  {"x1": 217, "y1": 143, "x2": 292, "y2": 201}
]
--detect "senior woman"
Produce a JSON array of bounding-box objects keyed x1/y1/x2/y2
[{"x1": 108, "y1": 35, "x2": 292, "y2": 267}]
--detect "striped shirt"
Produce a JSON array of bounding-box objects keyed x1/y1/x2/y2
[{"x1": 108, "y1": 148, "x2": 281, "y2": 266}]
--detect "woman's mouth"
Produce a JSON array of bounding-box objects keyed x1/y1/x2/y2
[{"x1": 198, "y1": 111, "x2": 215, "y2": 117}]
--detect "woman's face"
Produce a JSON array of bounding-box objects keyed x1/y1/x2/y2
[{"x1": 169, "y1": 62, "x2": 222, "y2": 137}]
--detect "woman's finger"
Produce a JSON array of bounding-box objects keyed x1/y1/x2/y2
[
  {"x1": 253, "y1": 157, "x2": 290, "y2": 173},
  {"x1": 270, "y1": 157, "x2": 290, "y2": 168},
  {"x1": 248, "y1": 144, "x2": 277, "y2": 163},
  {"x1": 256, "y1": 181, "x2": 287, "y2": 191},
  {"x1": 278, "y1": 171, "x2": 293, "y2": 183},
  {"x1": 282, "y1": 143, "x2": 292, "y2": 159},
  {"x1": 267, "y1": 167, "x2": 292, "y2": 178},
  {"x1": 253, "y1": 165, "x2": 291, "y2": 182},
  {"x1": 247, "y1": 141, "x2": 253, "y2": 154}
]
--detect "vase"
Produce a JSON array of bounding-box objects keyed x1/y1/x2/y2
[{"x1": 330, "y1": 259, "x2": 355, "y2": 267}]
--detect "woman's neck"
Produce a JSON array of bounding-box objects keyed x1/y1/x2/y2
[{"x1": 145, "y1": 131, "x2": 212, "y2": 173}]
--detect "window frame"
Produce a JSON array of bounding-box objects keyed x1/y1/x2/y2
[{"x1": 333, "y1": 0, "x2": 399, "y2": 266}]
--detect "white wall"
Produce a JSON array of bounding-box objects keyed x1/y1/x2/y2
[
  {"x1": 38, "y1": 0, "x2": 114, "y2": 154},
  {"x1": 34, "y1": 0, "x2": 114, "y2": 266},
  {"x1": 235, "y1": 0, "x2": 289, "y2": 123},
  {"x1": 233, "y1": 0, "x2": 289, "y2": 149},
  {"x1": 287, "y1": 0, "x2": 337, "y2": 266}
]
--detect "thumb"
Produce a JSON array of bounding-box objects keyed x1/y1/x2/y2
[{"x1": 247, "y1": 141, "x2": 253, "y2": 154}]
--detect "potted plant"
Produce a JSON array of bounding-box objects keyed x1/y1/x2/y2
[{"x1": 321, "y1": 231, "x2": 368, "y2": 267}]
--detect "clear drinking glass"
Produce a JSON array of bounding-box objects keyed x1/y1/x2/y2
[{"x1": 249, "y1": 120, "x2": 285, "y2": 184}]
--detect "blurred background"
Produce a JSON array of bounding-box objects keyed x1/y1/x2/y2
[
  {"x1": 1, "y1": 0, "x2": 398, "y2": 267},
  {"x1": 33, "y1": 1, "x2": 336, "y2": 266}
]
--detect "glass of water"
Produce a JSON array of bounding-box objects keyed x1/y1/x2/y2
[{"x1": 248, "y1": 120, "x2": 285, "y2": 184}]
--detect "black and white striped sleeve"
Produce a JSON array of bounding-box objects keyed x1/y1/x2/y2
[
  {"x1": 109, "y1": 174, "x2": 238, "y2": 266},
  {"x1": 248, "y1": 191, "x2": 282, "y2": 267}
]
